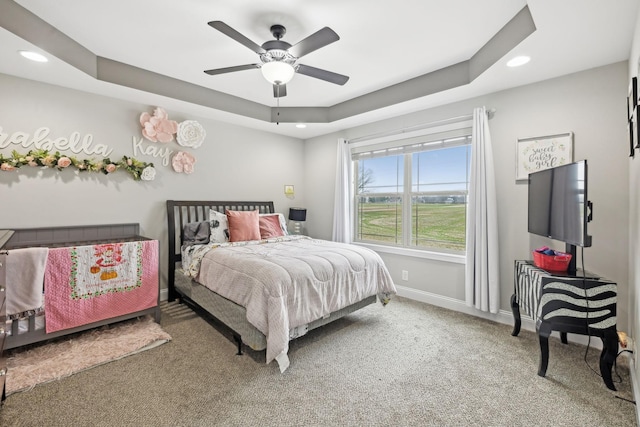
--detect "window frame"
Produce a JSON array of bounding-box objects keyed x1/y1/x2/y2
[{"x1": 349, "y1": 120, "x2": 473, "y2": 260}]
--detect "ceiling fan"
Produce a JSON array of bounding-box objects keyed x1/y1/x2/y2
[{"x1": 204, "y1": 21, "x2": 349, "y2": 98}]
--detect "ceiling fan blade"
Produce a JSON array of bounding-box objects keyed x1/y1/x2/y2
[
  {"x1": 273, "y1": 84, "x2": 287, "y2": 98},
  {"x1": 289, "y1": 27, "x2": 340, "y2": 58},
  {"x1": 204, "y1": 64, "x2": 260, "y2": 75},
  {"x1": 296, "y1": 64, "x2": 349, "y2": 85},
  {"x1": 208, "y1": 21, "x2": 266, "y2": 54}
]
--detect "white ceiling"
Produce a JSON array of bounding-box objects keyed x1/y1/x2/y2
[{"x1": 0, "y1": 0, "x2": 638, "y2": 139}]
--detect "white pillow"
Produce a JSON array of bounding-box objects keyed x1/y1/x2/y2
[
  {"x1": 259, "y1": 213, "x2": 289, "y2": 235},
  {"x1": 209, "y1": 209, "x2": 229, "y2": 243}
]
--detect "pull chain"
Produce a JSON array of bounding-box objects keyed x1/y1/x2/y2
[{"x1": 276, "y1": 84, "x2": 280, "y2": 125}]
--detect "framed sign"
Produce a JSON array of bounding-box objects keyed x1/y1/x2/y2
[{"x1": 515, "y1": 132, "x2": 573, "y2": 181}]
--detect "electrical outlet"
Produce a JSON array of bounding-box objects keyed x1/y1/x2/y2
[{"x1": 401, "y1": 270, "x2": 408, "y2": 281}]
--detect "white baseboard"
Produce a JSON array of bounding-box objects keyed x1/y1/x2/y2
[
  {"x1": 395, "y1": 285, "x2": 602, "y2": 349},
  {"x1": 395, "y1": 284, "x2": 517, "y2": 326},
  {"x1": 627, "y1": 351, "x2": 640, "y2": 425},
  {"x1": 160, "y1": 288, "x2": 169, "y2": 302}
]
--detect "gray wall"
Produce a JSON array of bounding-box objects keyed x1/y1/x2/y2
[
  {"x1": 627, "y1": 3, "x2": 640, "y2": 392},
  {"x1": 0, "y1": 73, "x2": 306, "y2": 294},
  {"x1": 0, "y1": 58, "x2": 632, "y2": 336},
  {"x1": 305, "y1": 62, "x2": 630, "y2": 331}
]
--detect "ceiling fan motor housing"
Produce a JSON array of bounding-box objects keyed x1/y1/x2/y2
[
  {"x1": 260, "y1": 35, "x2": 296, "y2": 66},
  {"x1": 262, "y1": 28, "x2": 295, "y2": 65},
  {"x1": 262, "y1": 39, "x2": 293, "y2": 52}
]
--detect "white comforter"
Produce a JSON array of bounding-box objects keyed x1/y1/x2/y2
[{"x1": 183, "y1": 236, "x2": 396, "y2": 372}]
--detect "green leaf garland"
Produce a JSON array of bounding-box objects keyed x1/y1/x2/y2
[{"x1": 0, "y1": 149, "x2": 155, "y2": 181}]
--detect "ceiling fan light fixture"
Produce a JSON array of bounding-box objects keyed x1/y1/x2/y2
[{"x1": 261, "y1": 61, "x2": 295, "y2": 85}]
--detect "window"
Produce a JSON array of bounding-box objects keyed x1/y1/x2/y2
[{"x1": 352, "y1": 127, "x2": 471, "y2": 253}]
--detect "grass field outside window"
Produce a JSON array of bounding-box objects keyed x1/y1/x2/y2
[{"x1": 356, "y1": 201, "x2": 466, "y2": 251}]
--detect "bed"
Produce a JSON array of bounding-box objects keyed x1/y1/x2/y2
[
  {"x1": 167, "y1": 200, "x2": 397, "y2": 372},
  {"x1": 2, "y1": 223, "x2": 160, "y2": 350}
]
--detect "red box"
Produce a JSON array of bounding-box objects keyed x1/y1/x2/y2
[{"x1": 532, "y1": 250, "x2": 572, "y2": 272}]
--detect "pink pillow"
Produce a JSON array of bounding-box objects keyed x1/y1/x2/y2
[
  {"x1": 226, "y1": 210, "x2": 261, "y2": 242},
  {"x1": 259, "y1": 215, "x2": 285, "y2": 239}
]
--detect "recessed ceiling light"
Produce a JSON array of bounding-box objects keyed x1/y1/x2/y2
[
  {"x1": 295, "y1": 124, "x2": 307, "y2": 129},
  {"x1": 18, "y1": 50, "x2": 48, "y2": 62},
  {"x1": 507, "y1": 55, "x2": 530, "y2": 67}
]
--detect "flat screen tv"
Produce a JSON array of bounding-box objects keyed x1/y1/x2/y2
[{"x1": 527, "y1": 160, "x2": 592, "y2": 274}]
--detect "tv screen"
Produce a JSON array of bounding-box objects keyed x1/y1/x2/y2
[{"x1": 527, "y1": 160, "x2": 592, "y2": 248}]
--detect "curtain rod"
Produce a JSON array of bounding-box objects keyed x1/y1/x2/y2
[{"x1": 348, "y1": 108, "x2": 495, "y2": 144}]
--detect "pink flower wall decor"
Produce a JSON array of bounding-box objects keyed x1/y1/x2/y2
[
  {"x1": 172, "y1": 151, "x2": 196, "y2": 174},
  {"x1": 140, "y1": 107, "x2": 178, "y2": 143}
]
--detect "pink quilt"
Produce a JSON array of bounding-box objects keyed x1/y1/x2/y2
[{"x1": 44, "y1": 239, "x2": 159, "y2": 333}]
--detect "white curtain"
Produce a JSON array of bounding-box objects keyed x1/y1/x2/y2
[
  {"x1": 332, "y1": 138, "x2": 352, "y2": 243},
  {"x1": 465, "y1": 107, "x2": 500, "y2": 313}
]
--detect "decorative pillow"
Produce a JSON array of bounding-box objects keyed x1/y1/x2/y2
[
  {"x1": 259, "y1": 213, "x2": 289, "y2": 235},
  {"x1": 182, "y1": 221, "x2": 211, "y2": 246},
  {"x1": 226, "y1": 209, "x2": 261, "y2": 242},
  {"x1": 259, "y1": 215, "x2": 285, "y2": 239},
  {"x1": 209, "y1": 209, "x2": 229, "y2": 243}
]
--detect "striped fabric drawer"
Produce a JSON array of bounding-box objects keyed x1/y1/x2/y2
[
  {"x1": 513, "y1": 260, "x2": 616, "y2": 329},
  {"x1": 514, "y1": 260, "x2": 546, "y2": 321}
]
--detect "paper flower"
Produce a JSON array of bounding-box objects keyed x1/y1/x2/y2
[
  {"x1": 140, "y1": 107, "x2": 178, "y2": 143},
  {"x1": 177, "y1": 120, "x2": 206, "y2": 149},
  {"x1": 140, "y1": 166, "x2": 156, "y2": 181},
  {"x1": 172, "y1": 151, "x2": 196, "y2": 174}
]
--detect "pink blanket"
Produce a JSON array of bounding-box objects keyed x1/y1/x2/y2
[{"x1": 44, "y1": 239, "x2": 158, "y2": 333}]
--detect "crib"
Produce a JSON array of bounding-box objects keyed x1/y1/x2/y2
[{"x1": 1, "y1": 223, "x2": 160, "y2": 350}]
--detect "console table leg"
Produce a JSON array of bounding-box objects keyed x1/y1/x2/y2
[
  {"x1": 560, "y1": 332, "x2": 568, "y2": 344},
  {"x1": 599, "y1": 329, "x2": 618, "y2": 391},
  {"x1": 511, "y1": 294, "x2": 521, "y2": 337},
  {"x1": 537, "y1": 322, "x2": 551, "y2": 377}
]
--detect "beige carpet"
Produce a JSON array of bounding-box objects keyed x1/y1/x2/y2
[
  {"x1": 0, "y1": 298, "x2": 636, "y2": 426},
  {"x1": 5, "y1": 315, "x2": 171, "y2": 395}
]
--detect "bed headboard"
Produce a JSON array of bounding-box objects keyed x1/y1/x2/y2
[{"x1": 166, "y1": 200, "x2": 275, "y2": 301}]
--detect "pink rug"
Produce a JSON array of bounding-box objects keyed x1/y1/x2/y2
[{"x1": 5, "y1": 316, "x2": 171, "y2": 395}]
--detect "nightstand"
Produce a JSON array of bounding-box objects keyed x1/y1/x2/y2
[{"x1": 511, "y1": 260, "x2": 618, "y2": 391}]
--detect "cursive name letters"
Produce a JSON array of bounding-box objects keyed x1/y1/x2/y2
[
  {"x1": 132, "y1": 137, "x2": 173, "y2": 166},
  {"x1": 0, "y1": 126, "x2": 113, "y2": 157}
]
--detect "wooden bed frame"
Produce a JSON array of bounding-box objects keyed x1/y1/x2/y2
[
  {"x1": 3, "y1": 223, "x2": 161, "y2": 350},
  {"x1": 166, "y1": 200, "x2": 377, "y2": 355}
]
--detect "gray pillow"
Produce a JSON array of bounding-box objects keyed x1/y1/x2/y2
[{"x1": 183, "y1": 221, "x2": 211, "y2": 246}]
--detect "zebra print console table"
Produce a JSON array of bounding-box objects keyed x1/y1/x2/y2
[{"x1": 510, "y1": 260, "x2": 618, "y2": 391}]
